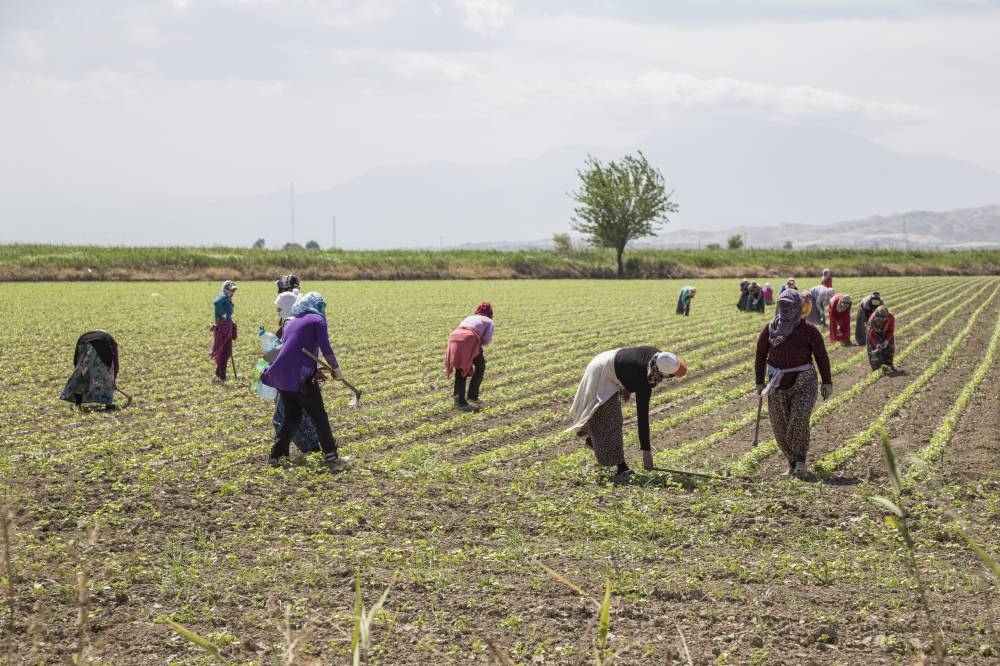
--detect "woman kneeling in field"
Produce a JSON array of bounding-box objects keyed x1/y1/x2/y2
[
  {"x1": 261, "y1": 292, "x2": 350, "y2": 473},
  {"x1": 61, "y1": 330, "x2": 121, "y2": 410},
  {"x1": 444, "y1": 302, "x2": 494, "y2": 412},
  {"x1": 755, "y1": 289, "x2": 833, "y2": 478},
  {"x1": 567, "y1": 347, "x2": 687, "y2": 484}
]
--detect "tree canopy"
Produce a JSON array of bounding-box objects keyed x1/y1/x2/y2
[{"x1": 570, "y1": 151, "x2": 677, "y2": 277}]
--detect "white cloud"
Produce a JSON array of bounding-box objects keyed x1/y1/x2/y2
[{"x1": 453, "y1": 0, "x2": 513, "y2": 35}]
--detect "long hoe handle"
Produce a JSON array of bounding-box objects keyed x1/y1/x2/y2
[
  {"x1": 230, "y1": 354, "x2": 238, "y2": 382},
  {"x1": 752, "y1": 395, "x2": 763, "y2": 447},
  {"x1": 114, "y1": 386, "x2": 134, "y2": 408},
  {"x1": 301, "y1": 348, "x2": 363, "y2": 400}
]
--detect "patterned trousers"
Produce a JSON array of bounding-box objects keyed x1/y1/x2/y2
[{"x1": 767, "y1": 367, "x2": 818, "y2": 465}]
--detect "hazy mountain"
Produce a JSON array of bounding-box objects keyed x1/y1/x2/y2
[{"x1": 1, "y1": 121, "x2": 998, "y2": 248}]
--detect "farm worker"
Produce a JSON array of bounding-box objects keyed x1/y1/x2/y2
[
  {"x1": 676, "y1": 285, "x2": 696, "y2": 316},
  {"x1": 866, "y1": 305, "x2": 897, "y2": 372},
  {"x1": 828, "y1": 293, "x2": 853, "y2": 346},
  {"x1": 800, "y1": 290, "x2": 813, "y2": 321},
  {"x1": 746, "y1": 282, "x2": 765, "y2": 313},
  {"x1": 210, "y1": 280, "x2": 238, "y2": 382},
  {"x1": 60, "y1": 330, "x2": 121, "y2": 410},
  {"x1": 260, "y1": 292, "x2": 350, "y2": 472},
  {"x1": 567, "y1": 347, "x2": 687, "y2": 484},
  {"x1": 821, "y1": 268, "x2": 833, "y2": 289},
  {"x1": 276, "y1": 274, "x2": 301, "y2": 296},
  {"x1": 445, "y1": 302, "x2": 494, "y2": 412},
  {"x1": 266, "y1": 291, "x2": 320, "y2": 454},
  {"x1": 779, "y1": 277, "x2": 797, "y2": 296},
  {"x1": 736, "y1": 279, "x2": 750, "y2": 311},
  {"x1": 763, "y1": 282, "x2": 774, "y2": 305},
  {"x1": 755, "y1": 289, "x2": 833, "y2": 478},
  {"x1": 855, "y1": 292, "x2": 884, "y2": 346},
  {"x1": 806, "y1": 286, "x2": 833, "y2": 327}
]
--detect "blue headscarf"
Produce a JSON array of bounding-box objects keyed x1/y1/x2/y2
[{"x1": 290, "y1": 291, "x2": 327, "y2": 317}]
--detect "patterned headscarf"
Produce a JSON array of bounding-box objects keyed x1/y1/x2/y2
[
  {"x1": 221, "y1": 280, "x2": 238, "y2": 296},
  {"x1": 475, "y1": 302, "x2": 493, "y2": 318},
  {"x1": 836, "y1": 294, "x2": 852, "y2": 311},
  {"x1": 768, "y1": 289, "x2": 804, "y2": 347},
  {"x1": 290, "y1": 291, "x2": 327, "y2": 317},
  {"x1": 871, "y1": 305, "x2": 890, "y2": 330}
]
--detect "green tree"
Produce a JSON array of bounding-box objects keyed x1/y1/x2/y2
[
  {"x1": 305, "y1": 240, "x2": 321, "y2": 250},
  {"x1": 727, "y1": 234, "x2": 744, "y2": 249},
  {"x1": 252, "y1": 238, "x2": 266, "y2": 249},
  {"x1": 552, "y1": 232, "x2": 573, "y2": 253},
  {"x1": 570, "y1": 151, "x2": 677, "y2": 278}
]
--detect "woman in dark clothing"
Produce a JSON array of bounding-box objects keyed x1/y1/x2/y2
[
  {"x1": 866, "y1": 305, "x2": 897, "y2": 372},
  {"x1": 746, "y1": 282, "x2": 765, "y2": 313},
  {"x1": 568, "y1": 346, "x2": 688, "y2": 483},
  {"x1": 855, "y1": 292, "x2": 884, "y2": 346},
  {"x1": 755, "y1": 290, "x2": 833, "y2": 478},
  {"x1": 61, "y1": 331, "x2": 120, "y2": 410},
  {"x1": 736, "y1": 280, "x2": 750, "y2": 311}
]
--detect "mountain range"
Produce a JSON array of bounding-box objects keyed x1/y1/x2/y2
[{"x1": 1, "y1": 121, "x2": 998, "y2": 248}]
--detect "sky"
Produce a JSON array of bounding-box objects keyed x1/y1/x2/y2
[{"x1": 2, "y1": 0, "x2": 1000, "y2": 242}]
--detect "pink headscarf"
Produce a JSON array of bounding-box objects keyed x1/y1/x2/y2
[{"x1": 475, "y1": 302, "x2": 493, "y2": 318}]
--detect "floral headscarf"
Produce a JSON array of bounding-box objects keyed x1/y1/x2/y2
[
  {"x1": 768, "y1": 289, "x2": 804, "y2": 347},
  {"x1": 475, "y1": 302, "x2": 493, "y2": 318},
  {"x1": 870, "y1": 305, "x2": 890, "y2": 331},
  {"x1": 290, "y1": 292, "x2": 327, "y2": 317}
]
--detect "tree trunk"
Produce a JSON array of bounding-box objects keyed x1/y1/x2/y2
[{"x1": 616, "y1": 245, "x2": 625, "y2": 278}]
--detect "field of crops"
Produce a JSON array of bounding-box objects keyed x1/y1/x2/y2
[{"x1": 2, "y1": 276, "x2": 999, "y2": 664}]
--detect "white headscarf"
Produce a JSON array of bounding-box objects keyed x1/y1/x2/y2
[
  {"x1": 274, "y1": 292, "x2": 298, "y2": 320},
  {"x1": 653, "y1": 352, "x2": 680, "y2": 376}
]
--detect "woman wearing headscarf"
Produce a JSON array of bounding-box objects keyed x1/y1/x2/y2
[
  {"x1": 568, "y1": 347, "x2": 688, "y2": 484},
  {"x1": 866, "y1": 305, "x2": 897, "y2": 372},
  {"x1": 676, "y1": 285, "x2": 696, "y2": 316},
  {"x1": 779, "y1": 277, "x2": 797, "y2": 295},
  {"x1": 755, "y1": 290, "x2": 833, "y2": 478},
  {"x1": 210, "y1": 280, "x2": 238, "y2": 382},
  {"x1": 807, "y1": 285, "x2": 833, "y2": 326},
  {"x1": 736, "y1": 280, "x2": 750, "y2": 311},
  {"x1": 260, "y1": 292, "x2": 349, "y2": 472},
  {"x1": 746, "y1": 282, "x2": 765, "y2": 313},
  {"x1": 267, "y1": 291, "x2": 320, "y2": 454},
  {"x1": 821, "y1": 268, "x2": 833, "y2": 289},
  {"x1": 444, "y1": 302, "x2": 494, "y2": 412},
  {"x1": 855, "y1": 292, "x2": 884, "y2": 346},
  {"x1": 763, "y1": 282, "x2": 774, "y2": 305},
  {"x1": 60, "y1": 331, "x2": 121, "y2": 410},
  {"x1": 828, "y1": 293, "x2": 853, "y2": 346}
]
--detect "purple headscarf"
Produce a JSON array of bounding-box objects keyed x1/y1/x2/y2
[{"x1": 768, "y1": 289, "x2": 805, "y2": 347}]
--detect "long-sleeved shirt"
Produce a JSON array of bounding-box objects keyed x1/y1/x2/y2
[
  {"x1": 459, "y1": 314, "x2": 493, "y2": 345},
  {"x1": 828, "y1": 294, "x2": 852, "y2": 342},
  {"x1": 260, "y1": 313, "x2": 338, "y2": 392},
  {"x1": 867, "y1": 313, "x2": 895, "y2": 347},
  {"x1": 613, "y1": 346, "x2": 661, "y2": 451},
  {"x1": 214, "y1": 293, "x2": 234, "y2": 322},
  {"x1": 755, "y1": 322, "x2": 832, "y2": 390}
]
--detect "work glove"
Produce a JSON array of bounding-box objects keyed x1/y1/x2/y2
[
  {"x1": 820, "y1": 384, "x2": 833, "y2": 400},
  {"x1": 756, "y1": 383, "x2": 765, "y2": 396}
]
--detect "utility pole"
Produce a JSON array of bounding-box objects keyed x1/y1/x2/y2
[
  {"x1": 290, "y1": 182, "x2": 295, "y2": 244},
  {"x1": 902, "y1": 220, "x2": 908, "y2": 250},
  {"x1": 332, "y1": 216, "x2": 336, "y2": 249}
]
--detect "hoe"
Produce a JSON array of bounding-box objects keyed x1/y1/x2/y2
[{"x1": 301, "y1": 348, "x2": 363, "y2": 407}]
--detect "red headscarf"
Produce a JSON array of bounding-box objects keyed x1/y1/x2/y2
[{"x1": 475, "y1": 302, "x2": 493, "y2": 318}]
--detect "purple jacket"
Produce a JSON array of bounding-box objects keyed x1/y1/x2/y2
[
  {"x1": 459, "y1": 314, "x2": 493, "y2": 345},
  {"x1": 261, "y1": 313, "x2": 338, "y2": 392}
]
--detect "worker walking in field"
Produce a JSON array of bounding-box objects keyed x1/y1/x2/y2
[
  {"x1": 210, "y1": 280, "x2": 238, "y2": 382},
  {"x1": 855, "y1": 292, "x2": 884, "y2": 346},
  {"x1": 866, "y1": 305, "x2": 897, "y2": 373},
  {"x1": 260, "y1": 292, "x2": 350, "y2": 472},
  {"x1": 676, "y1": 285, "x2": 696, "y2": 316},
  {"x1": 567, "y1": 347, "x2": 687, "y2": 484},
  {"x1": 444, "y1": 302, "x2": 494, "y2": 412},
  {"x1": 828, "y1": 293, "x2": 853, "y2": 346},
  {"x1": 755, "y1": 289, "x2": 833, "y2": 478},
  {"x1": 266, "y1": 290, "x2": 320, "y2": 454},
  {"x1": 60, "y1": 330, "x2": 122, "y2": 410}
]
